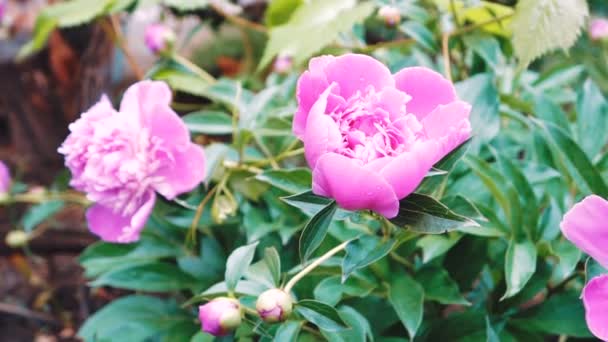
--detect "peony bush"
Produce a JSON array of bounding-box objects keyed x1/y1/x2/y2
[{"x1": 3, "y1": 0, "x2": 608, "y2": 341}]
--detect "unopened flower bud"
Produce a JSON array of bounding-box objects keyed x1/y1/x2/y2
[
  {"x1": 198, "y1": 297, "x2": 242, "y2": 336},
  {"x1": 273, "y1": 55, "x2": 293, "y2": 74},
  {"x1": 378, "y1": 6, "x2": 401, "y2": 26},
  {"x1": 256, "y1": 289, "x2": 293, "y2": 323},
  {"x1": 6, "y1": 230, "x2": 29, "y2": 247},
  {"x1": 144, "y1": 24, "x2": 176, "y2": 55},
  {"x1": 590, "y1": 18, "x2": 608, "y2": 41}
]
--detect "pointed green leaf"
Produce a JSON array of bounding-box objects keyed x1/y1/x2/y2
[
  {"x1": 388, "y1": 274, "x2": 424, "y2": 339},
  {"x1": 225, "y1": 242, "x2": 259, "y2": 292},
  {"x1": 299, "y1": 201, "x2": 337, "y2": 261}
]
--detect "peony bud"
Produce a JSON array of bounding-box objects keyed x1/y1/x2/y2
[
  {"x1": 590, "y1": 18, "x2": 608, "y2": 41},
  {"x1": 6, "y1": 230, "x2": 29, "y2": 247},
  {"x1": 198, "y1": 297, "x2": 242, "y2": 336},
  {"x1": 144, "y1": 23, "x2": 176, "y2": 55},
  {"x1": 378, "y1": 6, "x2": 401, "y2": 26},
  {"x1": 273, "y1": 55, "x2": 293, "y2": 74},
  {"x1": 0, "y1": 161, "x2": 10, "y2": 195},
  {"x1": 256, "y1": 289, "x2": 293, "y2": 323}
]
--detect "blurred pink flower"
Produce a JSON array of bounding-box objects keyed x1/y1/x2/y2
[
  {"x1": 378, "y1": 5, "x2": 401, "y2": 26},
  {"x1": 590, "y1": 18, "x2": 608, "y2": 40},
  {"x1": 59, "y1": 81, "x2": 205, "y2": 243},
  {"x1": 294, "y1": 54, "x2": 471, "y2": 218},
  {"x1": 0, "y1": 1, "x2": 5, "y2": 23},
  {"x1": 561, "y1": 195, "x2": 608, "y2": 340},
  {"x1": 273, "y1": 55, "x2": 293, "y2": 74},
  {"x1": 144, "y1": 23, "x2": 175, "y2": 54},
  {"x1": 0, "y1": 161, "x2": 10, "y2": 194},
  {"x1": 198, "y1": 297, "x2": 241, "y2": 336}
]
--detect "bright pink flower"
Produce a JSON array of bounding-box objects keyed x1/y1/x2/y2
[
  {"x1": 144, "y1": 23, "x2": 175, "y2": 54},
  {"x1": 582, "y1": 275, "x2": 608, "y2": 340},
  {"x1": 198, "y1": 297, "x2": 242, "y2": 336},
  {"x1": 561, "y1": 195, "x2": 608, "y2": 269},
  {"x1": 590, "y1": 18, "x2": 608, "y2": 41},
  {"x1": 294, "y1": 54, "x2": 471, "y2": 218},
  {"x1": 0, "y1": 161, "x2": 10, "y2": 194},
  {"x1": 59, "y1": 81, "x2": 205, "y2": 243},
  {"x1": 561, "y1": 195, "x2": 608, "y2": 340}
]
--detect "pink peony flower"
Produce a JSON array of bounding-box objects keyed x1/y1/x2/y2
[
  {"x1": 59, "y1": 81, "x2": 206, "y2": 243},
  {"x1": 561, "y1": 195, "x2": 608, "y2": 340},
  {"x1": 590, "y1": 18, "x2": 608, "y2": 41},
  {"x1": 0, "y1": 161, "x2": 10, "y2": 194},
  {"x1": 294, "y1": 54, "x2": 471, "y2": 218},
  {"x1": 198, "y1": 297, "x2": 242, "y2": 336},
  {"x1": 144, "y1": 23, "x2": 175, "y2": 54}
]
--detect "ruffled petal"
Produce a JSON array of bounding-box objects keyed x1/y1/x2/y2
[
  {"x1": 86, "y1": 191, "x2": 156, "y2": 243},
  {"x1": 421, "y1": 100, "x2": 472, "y2": 161},
  {"x1": 147, "y1": 104, "x2": 191, "y2": 147},
  {"x1": 324, "y1": 54, "x2": 395, "y2": 99},
  {"x1": 119, "y1": 80, "x2": 173, "y2": 123},
  {"x1": 394, "y1": 67, "x2": 457, "y2": 120},
  {"x1": 303, "y1": 85, "x2": 343, "y2": 169},
  {"x1": 561, "y1": 195, "x2": 608, "y2": 269},
  {"x1": 379, "y1": 140, "x2": 439, "y2": 199},
  {"x1": 582, "y1": 275, "x2": 608, "y2": 340},
  {"x1": 153, "y1": 144, "x2": 206, "y2": 200},
  {"x1": 312, "y1": 153, "x2": 399, "y2": 218}
]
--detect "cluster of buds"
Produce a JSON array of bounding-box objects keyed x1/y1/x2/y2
[{"x1": 198, "y1": 289, "x2": 294, "y2": 336}]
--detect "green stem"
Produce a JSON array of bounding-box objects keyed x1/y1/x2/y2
[{"x1": 172, "y1": 54, "x2": 216, "y2": 84}]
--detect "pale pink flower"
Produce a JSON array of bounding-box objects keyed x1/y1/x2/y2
[
  {"x1": 294, "y1": 54, "x2": 471, "y2": 218},
  {"x1": 59, "y1": 81, "x2": 205, "y2": 243},
  {"x1": 590, "y1": 18, "x2": 608, "y2": 41}
]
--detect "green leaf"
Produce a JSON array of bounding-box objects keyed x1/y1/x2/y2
[
  {"x1": 89, "y1": 262, "x2": 197, "y2": 291},
  {"x1": 164, "y1": 0, "x2": 208, "y2": 11},
  {"x1": 486, "y1": 317, "x2": 500, "y2": 342},
  {"x1": 399, "y1": 21, "x2": 437, "y2": 51},
  {"x1": 225, "y1": 242, "x2": 259, "y2": 292},
  {"x1": 79, "y1": 295, "x2": 196, "y2": 342},
  {"x1": 183, "y1": 280, "x2": 267, "y2": 305},
  {"x1": 390, "y1": 193, "x2": 478, "y2": 234},
  {"x1": 259, "y1": 0, "x2": 374, "y2": 69},
  {"x1": 576, "y1": 78, "x2": 608, "y2": 158},
  {"x1": 313, "y1": 275, "x2": 375, "y2": 306},
  {"x1": 265, "y1": 0, "x2": 304, "y2": 27},
  {"x1": 273, "y1": 321, "x2": 302, "y2": 342},
  {"x1": 296, "y1": 300, "x2": 350, "y2": 332},
  {"x1": 586, "y1": 257, "x2": 608, "y2": 282},
  {"x1": 503, "y1": 238, "x2": 537, "y2": 299},
  {"x1": 299, "y1": 201, "x2": 337, "y2": 261},
  {"x1": 550, "y1": 239, "x2": 581, "y2": 284},
  {"x1": 388, "y1": 274, "x2": 424, "y2": 339},
  {"x1": 511, "y1": 292, "x2": 593, "y2": 337},
  {"x1": 182, "y1": 111, "x2": 233, "y2": 135},
  {"x1": 255, "y1": 168, "x2": 312, "y2": 194},
  {"x1": 511, "y1": 0, "x2": 589, "y2": 69},
  {"x1": 415, "y1": 266, "x2": 469, "y2": 305},
  {"x1": 16, "y1": 15, "x2": 58, "y2": 60},
  {"x1": 264, "y1": 247, "x2": 282, "y2": 286},
  {"x1": 342, "y1": 235, "x2": 395, "y2": 281},
  {"x1": 322, "y1": 306, "x2": 373, "y2": 342},
  {"x1": 416, "y1": 234, "x2": 461, "y2": 264},
  {"x1": 455, "y1": 73, "x2": 500, "y2": 147},
  {"x1": 463, "y1": 33, "x2": 502, "y2": 69},
  {"x1": 417, "y1": 139, "x2": 471, "y2": 195},
  {"x1": 539, "y1": 121, "x2": 608, "y2": 197},
  {"x1": 153, "y1": 68, "x2": 211, "y2": 97},
  {"x1": 21, "y1": 200, "x2": 64, "y2": 232}
]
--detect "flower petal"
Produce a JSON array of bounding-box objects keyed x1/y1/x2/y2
[
  {"x1": 561, "y1": 195, "x2": 608, "y2": 269},
  {"x1": 293, "y1": 55, "x2": 335, "y2": 138},
  {"x1": 86, "y1": 191, "x2": 156, "y2": 243},
  {"x1": 312, "y1": 153, "x2": 399, "y2": 218},
  {"x1": 324, "y1": 53, "x2": 395, "y2": 99},
  {"x1": 304, "y1": 85, "x2": 343, "y2": 169},
  {"x1": 153, "y1": 144, "x2": 206, "y2": 200},
  {"x1": 394, "y1": 67, "x2": 457, "y2": 119},
  {"x1": 379, "y1": 140, "x2": 439, "y2": 199},
  {"x1": 421, "y1": 100, "x2": 472, "y2": 161},
  {"x1": 147, "y1": 104, "x2": 191, "y2": 147},
  {"x1": 582, "y1": 275, "x2": 608, "y2": 340},
  {"x1": 119, "y1": 80, "x2": 173, "y2": 122}
]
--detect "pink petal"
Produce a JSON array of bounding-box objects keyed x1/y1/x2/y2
[
  {"x1": 303, "y1": 85, "x2": 343, "y2": 169},
  {"x1": 86, "y1": 191, "x2": 156, "y2": 243},
  {"x1": 323, "y1": 53, "x2": 395, "y2": 100},
  {"x1": 0, "y1": 161, "x2": 10, "y2": 193},
  {"x1": 590, "y1": 18, "x2": 608, "y2": 40},
  {"x1": 379, "y1": 140, "x2": 439, "y2": 199},
  {"x1": 394, "y1": 67, "x2": 457, "y2": 120},
  {"x1": 377, "y1": 87, "x2": 411, "y2": 121},
  {"x1": 561, "y1": 195, "x2": 608, "y2": 269},
  {"x1": 153, "y1": 144, "x2": 206, "y2": 200},
  {"x1": 119, "y1": 80, "x2": 173, "y2": 122},
  {"x1": 582, "y1": 275, "x2": 608, "y2": 340},
  {"x1": 147, "y1": 104, "x2": 191, "y2": 149},
  {"x1": 421, "y1": 100, "x2": 472, "y2": 161},
  {"x1": 293, "y1": 56, "x2": 335, "y2": 138},
  {"x1": 312, "y1": 153, "x2": 399, "y2": 218}
]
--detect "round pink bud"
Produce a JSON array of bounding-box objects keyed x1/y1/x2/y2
[
  {"x1": 256, "y1": 289, "x2": 293, "y2": 323},
  {"x1": 378, "y1": 6, "x2": 401, "y2": 26},
  {"x1": 144, "y1": 23, "x2": 176, "y2": 54},
  {"x1": 0, "y1": 161, "x2": 10, "y2": 195},
  {"x1": 198, "y1": 297, "x2": 242, "y2": 336},
  {"x1": 273, "y1": 55, "x2": 293, "y2": 74},
  {"x1": 590, "y1": 18, "x2": 608, "y2": 41}
]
